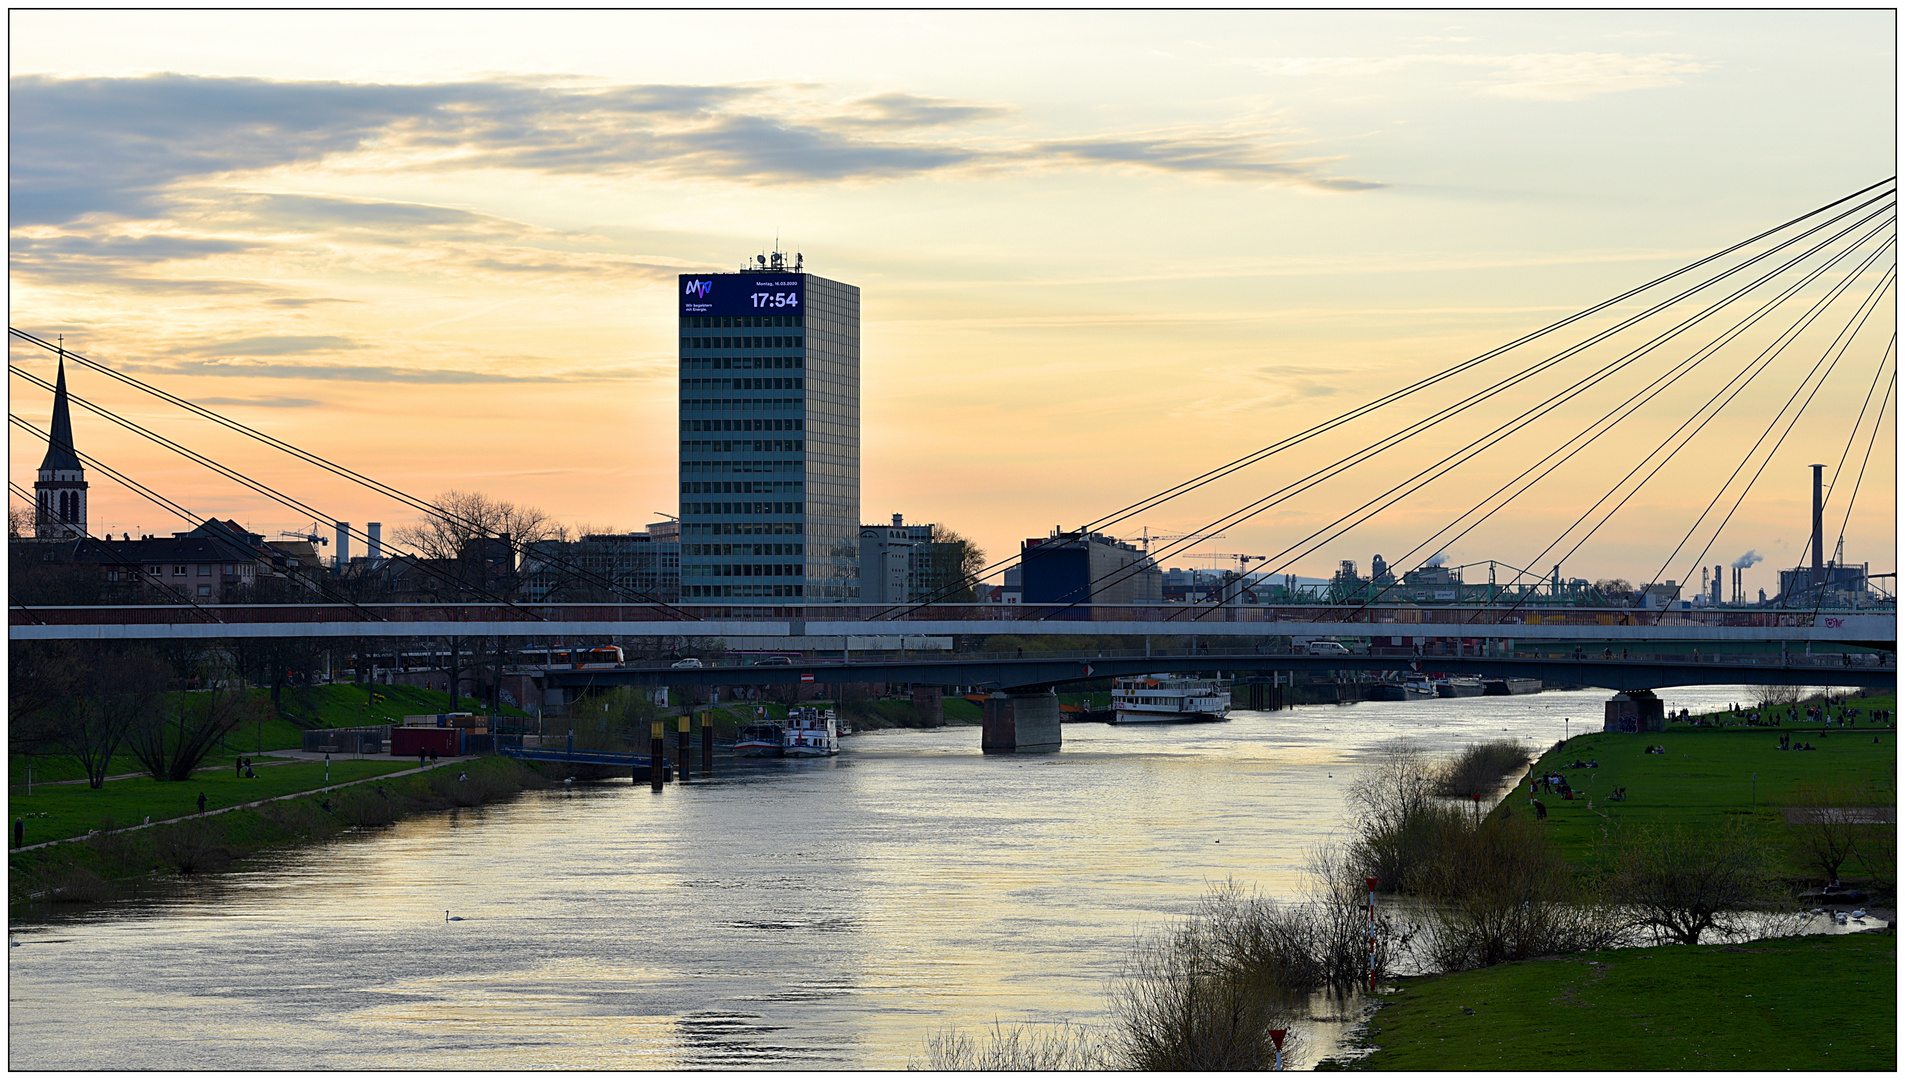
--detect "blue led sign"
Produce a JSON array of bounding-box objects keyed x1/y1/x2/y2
[{"x1": 680, "y1": 274, "x2": 804, "y2": 318}]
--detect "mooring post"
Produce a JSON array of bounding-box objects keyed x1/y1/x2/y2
[
  {"x1": 650, "y1": 720, "x2": 665, "y2": 790},
  {"x1": 701, "y1": 711, "x2": 714, "y2": 777},
  {"x1": 677, "y1": 716, "x2": 692, "y2": 780}
]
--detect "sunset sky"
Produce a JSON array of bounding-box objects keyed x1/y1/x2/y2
[{"x1": 8, "y1": 9, "x2": 1895, "y2": 596}]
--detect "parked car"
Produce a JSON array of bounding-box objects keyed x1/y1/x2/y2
[{"x1": 670, "y1": 657, "x2": 704, "y2": 669}]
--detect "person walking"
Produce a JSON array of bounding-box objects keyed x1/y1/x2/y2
[{"x1": 197, "y1": 792, "x2": 207, "y2": 814}]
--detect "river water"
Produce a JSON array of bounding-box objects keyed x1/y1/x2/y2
[{"x1": 6, "y1": 684, "x2": 1858, "y2": 1070}]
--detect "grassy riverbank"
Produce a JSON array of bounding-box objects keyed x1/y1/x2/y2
[
  {"x1": 10, "y1": 759, "x2": 419, "y2": 846},
  {"x1": 9, "y1": 683, "x2": 527, "y2": 788},
  {"x1": 1496, "y1": 696, "x2": 1896, "y2": 877},
  {"x1": 9, "y1": 755, "x2": 547, "y2": 906},
  {"x1": 1341, "y1": 931, "x2": 1895, "y2": 1070}
]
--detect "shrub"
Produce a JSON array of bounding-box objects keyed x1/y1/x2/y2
[
  {"x1": 912, "y1": 1020, "x2": 1111, "y2": 1071},
  {"x1": 1610, "y1": 822, "x2": 1786, "y2": 945},
  {"x1": 1108, "y1": 882, "x2": 1309, "y2": 1070},
  {"x1": 1433, "y1": 740, "x2": 1531, "y2": 799}
]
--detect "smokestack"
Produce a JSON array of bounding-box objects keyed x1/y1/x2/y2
[
  {"x1": 335, "y1": 522, "x2": 349, "y2": 568},
  {"x1": 1712, "y1": 565, "x2": 1722, "y2": 606},
  {"x1": 1811, "y1": 464, "x2": 1825, "y2": 585},
  {"x1": 368, "y1": 522, "x2": 383, "y2": 560}
]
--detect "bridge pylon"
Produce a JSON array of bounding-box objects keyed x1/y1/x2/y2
[{"x1": 982, "y1": 688, "x2": 1062, "y2": 754}]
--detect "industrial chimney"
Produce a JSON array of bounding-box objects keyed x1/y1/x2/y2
[
  {"x1": 335, "y1": 522, "x2": 350, "y2": 569},
  {"x1": 1811, "y1": 464, "x2": 1825, "y2": 586},
  {"x1": 368, "y1": 522, "x2": 383, "y2": 560}
]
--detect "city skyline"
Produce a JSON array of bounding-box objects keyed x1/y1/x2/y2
[{"x1": 8, "y1": 10, "x2": 1895, "y2": 596}]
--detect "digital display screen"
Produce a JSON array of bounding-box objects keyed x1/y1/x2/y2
[{"x1": 680, "y1": 274, "x2": 804, "y2": 318}]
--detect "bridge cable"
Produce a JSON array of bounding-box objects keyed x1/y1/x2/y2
[
  {"x1": 1044, "y1": 202, "x2": 1898, "y2": 621},
  {"x1": 1815, "y1": 365, "x2": 1895, "y2": 621},
  {"x1": 5, "y1": 327, "x2": 699, "y2": 621},
  {"x1": 7, "y1": 480, "x2": 225, "y2": 621},
  {"x1": 9, "y1": 414, "x2": 389, "y2": 622},
  {"x1": 1327, "y1": 225, "x2": 1899, "y2": 624},
  {"x1": 1662, "y1": 322, "x2": 1895, "y2": 614},
  {"x1": 1204, "y1": 222, "x2": 1900, "y2": 624},
  {"x1": 1477, "y1": 252, "x2": 1895, "y2": 627},
  {"x1": 874, "y1": 179, "x2": 1898, "y2": 618},
  {"x1": 6, "y1": 375, "x2": 534, "y2": 619},
  {"x1": 1646, "y1": 269, "x2": 1895, "y2": 598}
]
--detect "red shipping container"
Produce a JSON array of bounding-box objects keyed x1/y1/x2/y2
[{"x1": 391, "y1": 727, "x2": 462, "y2": 758}]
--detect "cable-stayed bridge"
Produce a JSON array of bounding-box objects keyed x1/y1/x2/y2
[{"x1": 10, "y1": 179, "x2": 1899, "y2": 728}]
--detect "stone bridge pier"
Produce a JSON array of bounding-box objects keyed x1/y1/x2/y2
[{"x1": 982, "y1": 688, "x2": 1062, "y2": 754}]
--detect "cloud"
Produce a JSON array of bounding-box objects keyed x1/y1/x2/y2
[
  {"x1": 194, "y1": 395, "x2": 323, "y2": 408},
  {"x1": 112, "y1": 356, "x2": 667, "y2": 384},
  {"x1": 191, "y1": 335, "x2": 360, "y2": 356},
  {"x1": 9, "y1": 73, "x2": 1383, "y2": 226},
  {"x1": 1031, "y1": 132, "x2": 1386, "y2": 190},
  {"x1": 842, "y1": 91, "x2": 1011, "y2": 128},
  {"x1": 1246, "y1": 51, "x2": 1713, "y2": 102}
]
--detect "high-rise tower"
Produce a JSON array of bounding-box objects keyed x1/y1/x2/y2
[
  {"x1": 677, "y1": 253, "x2": 860, "y2": 603},
  {"x1": 34, "y1": 352, "x2": 88, "y2": 539}
]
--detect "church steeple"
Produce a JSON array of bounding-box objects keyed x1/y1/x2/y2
[
  {"x1": 39, "y1": 354, "x2": 82, "y2": 472},
  {"x1": 34, "y1": 346, "x2": 88, "y2": 539}
]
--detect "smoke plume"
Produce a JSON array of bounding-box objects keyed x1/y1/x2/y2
[{"x1": 1731, "y1": 550, "x2": 1764, "y2": 569}]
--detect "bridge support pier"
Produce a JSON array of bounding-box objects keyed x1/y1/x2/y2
[
  {"x1": 1605, "y1": 689, "x2": 1666, "y2": 734},
  {"x1": 982, "y1": 689, "x2": 1062, "y2": 754}
]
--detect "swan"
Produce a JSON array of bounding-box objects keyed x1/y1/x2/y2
[{"x1": 446, "y1": 911, "x2": 465, "y2": 922}]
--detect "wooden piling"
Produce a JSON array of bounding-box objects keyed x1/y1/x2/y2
[
  {"x1": 677, "y1": 716, "x2": 692, "y2": 780},
  {"x1": 650, "y1": 720, "x2": 665, "y2": 790},
  {"x1": 701, "y1": 712, "x2": 714, "y2": 777}
]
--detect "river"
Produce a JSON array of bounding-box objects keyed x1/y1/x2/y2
[{"x1": 6, "y1": 684, "x2": 1858, "y2": 1069}]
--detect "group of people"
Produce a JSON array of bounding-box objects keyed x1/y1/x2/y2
[
  {"x1": 1777, "y1": 734, "x2": 1820, "y2": 751},
  {"x1": 233, "y1": 756, "x2": 256, "y2": 779}
]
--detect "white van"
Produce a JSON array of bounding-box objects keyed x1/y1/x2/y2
[{"x1": 1304, "y1": 639, "x2": 1351, "y2": 656}]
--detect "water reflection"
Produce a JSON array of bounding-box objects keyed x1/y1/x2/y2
[{"x1": 7, "y1": 684, "x2": 1858, "y2": 1069}]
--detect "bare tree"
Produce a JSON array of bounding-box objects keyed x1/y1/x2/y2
[
  {"x1": 128, "y1": 654, "x2": 263, "y2": 781},
  {"x1": 1610, "y1": 823, "x2": 1779, "y2": 945},
  {"x1": 1785, "y1": 779, "x2": 1882, "y2": 882},
  {"x1": 1345, "y1": 740, "x2": 1442, "y2": 891},
  {"x1": 18, "y1": 644, "x2": 170, "y2": 788},
  {"x1": 395, "y1": 489, "x2": 558, "y2": 561},
  {"x1": 8, "y1": 502, "x2": 34, "y2": 538}
]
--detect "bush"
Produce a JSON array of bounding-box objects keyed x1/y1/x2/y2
[
  {"x1": 912, "y1": 1021, "x2": 1111, "y2": 1071},
  {"x1": 1109, "y1": 882, "x2": 1310, "y2": 1070},
  {"x1": 1610, "y1": 822, "x2": 1789, "y2": 945},
  {"x1": 1433, "y1": 740, "x2": 1531, "y2": 799}
]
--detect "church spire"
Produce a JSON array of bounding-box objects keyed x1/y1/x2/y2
[{"x1": 39, "y1": 351, "x2": 82, "y2": 472}]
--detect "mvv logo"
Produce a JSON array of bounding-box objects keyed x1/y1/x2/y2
[{"x1": 684, "y1": 279, "x2": 713, "y2": 298}]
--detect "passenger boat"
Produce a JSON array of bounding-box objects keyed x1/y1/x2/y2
[
  {"x1": 782, "y1": 708, "x2": 841, "y2": 757},
  {"x1": 1110, "y1": 676, "x2": 1230, "y2": 724},
  {"x1": 734, "y1": 722, "x2": 784, "y2": 757}
]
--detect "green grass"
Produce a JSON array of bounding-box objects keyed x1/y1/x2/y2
[
  {"x1": 9, "y1": 683, "x2": 525, "y2": 788},
  {"x1": 1497, "y1": 717, "x2": 1896, "y2": 876},
  {"x1": 1347, "y1": 933, "x2": 1895, "y2": 1070},
  {"x1": 10, "y1": 759, "x2": 418, "y2": 845}
]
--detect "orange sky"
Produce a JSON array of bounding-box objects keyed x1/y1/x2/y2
[{"x1": 9, "y1": 10, "x2": 1896, "y2": 596}]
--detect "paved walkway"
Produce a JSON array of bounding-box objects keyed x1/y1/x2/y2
[{"x1": 10, "y1": 758, "x2": 475, "y2": 854}]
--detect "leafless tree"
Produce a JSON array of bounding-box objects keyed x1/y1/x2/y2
[
  {"x1": 395, "y1": 489, "x2": 558, "y2": 562},
  {"x1": 1785, "y1": 779, "x2": 1884, "y2": 882},
  {"x1": 128, "y1": 653, "x2": 263, "y2": 781},
  {"x1": 1345, "y1": 739, "x2": 1443, "y2": 891},
  {"x1": 924, "y1": 525, "x2": 988, "y2": 603},
  {"x1": 9, "y1": 501, "x2": 35, "y2": 538},
  {"x1": 17, "y1": 644, "x2": 170, "y2": 788},
  {"x1": 1609, "y1": 822, "x2": 1780, "y2": 945}
]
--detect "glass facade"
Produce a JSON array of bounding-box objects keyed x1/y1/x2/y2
[{"x1": 678, "y1": 272, "x2": 860, "y2": 602}]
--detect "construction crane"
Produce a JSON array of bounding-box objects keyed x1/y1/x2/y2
[
  {"x1": 277, "y1": 524, "x2": 328, "y2": 546},
  {"x1": 1181, "y1": 553, "x2": 1264, "y2": 574},
  {"x1": 1134, "y1": 527, "x2": 1225, "y2": 553}
]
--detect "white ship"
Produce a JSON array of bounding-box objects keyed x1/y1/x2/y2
[
  {"x1": 1110, "y1": 676, "x2": 1231, "y2": 724},
  {"x1": 782, "y1": 708, "x2": 841, "y2": 757}
]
